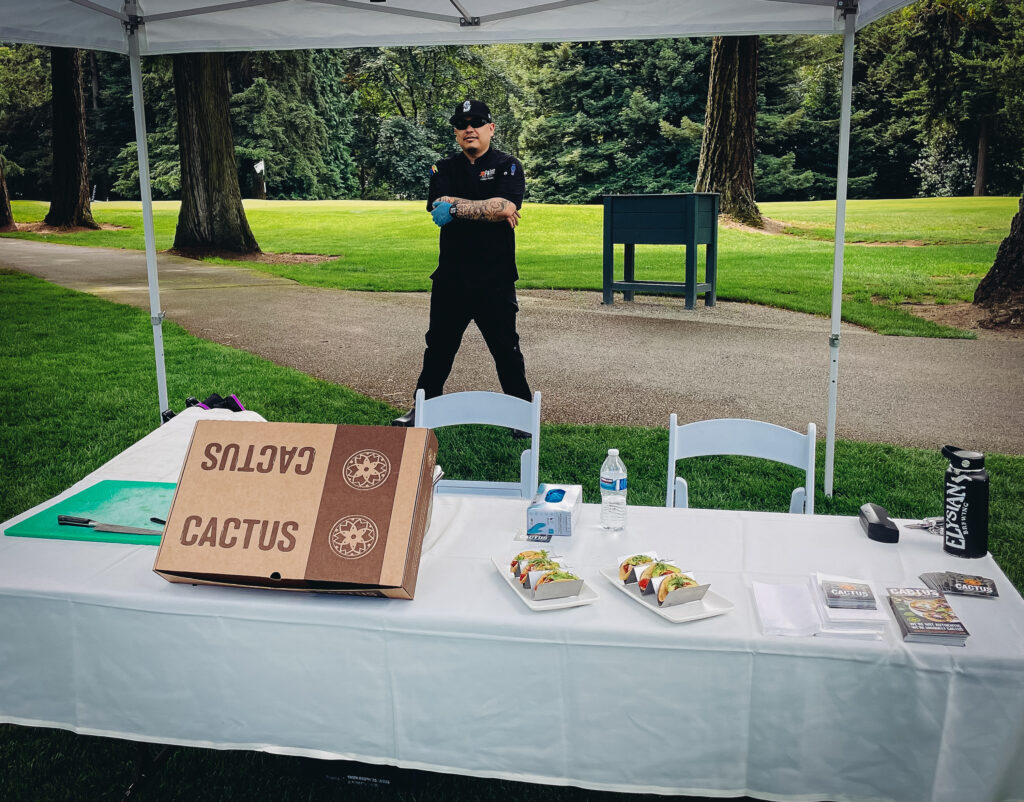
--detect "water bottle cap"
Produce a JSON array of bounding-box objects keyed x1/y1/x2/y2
[
  {"x1": 608, "y1": 448, "x2": 619, "y2": 456},
  {"x1": 941, "y1": 445, "x2": 985, "y2": 470}
]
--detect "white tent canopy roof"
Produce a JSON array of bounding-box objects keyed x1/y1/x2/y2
[{"x1": 3, "y1": 0, "x2": 912, "y2": 54}]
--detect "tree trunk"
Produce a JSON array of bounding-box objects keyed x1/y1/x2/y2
[
  {"x1": 695, "y1": 36, "x2": 762, "y2": 228},
  {"x1": 0, "y1": 156, "x2": 15, "y2": 232},
  {"x1": 973, "y1": 117, "x2": 990, "y2": 197},
  {"x1": 44, "y1": 47, "x2": 98, "y2": 230},
  {"x1": 973, "y1": 193, "x2": 1023, "y2": 328},
  {"x1": 172, "y1": 53, "x2": 259, "y2": 254}
]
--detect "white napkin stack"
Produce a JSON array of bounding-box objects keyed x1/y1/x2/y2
[{"x1": 751, "y1": 574, "x2": 890, "y2": 641}]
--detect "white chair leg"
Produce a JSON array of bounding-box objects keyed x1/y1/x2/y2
[
  {"x1": 674, "y1": 477, "x2": 689, "y2": 509},
  {"x1": 790, "y1": 487, "x2": 806, "y2": 515},
  {"x1": 520, "y1": 448, "x2": 533, "y2": 499}
]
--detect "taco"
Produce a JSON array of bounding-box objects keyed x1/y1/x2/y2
[
  {"x1": 511, "y1": 549, "x2": 546, "y2": 573},
  {"x1": 519, "y1": 558, "x2": 560, "y2": 584},
  {"x1": 657, "y1": 573, "x2": 698, "y2": 604},
  {"x1": 618, "y1": 554, "x2": 654, "y2": 582},
  {"x1": 535, "y1": 570, "x2": 580, "y2": 588},
  {"x1": 638, "y1": 561, "x2": 680, "y2": 592}
]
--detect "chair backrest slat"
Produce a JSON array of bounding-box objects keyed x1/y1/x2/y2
[
  {"x1": 415, "y1": 390, "x2": 541, "y2": 499},
  {"x1": 668, "y1": 416, "x2": 816, "y2": 514},
  {"x1": 672, "y1": 418, "x2": 807, "y2": 468},
  {"x1": 415, "y1": 391, "x2": 535, "y2": 431}
]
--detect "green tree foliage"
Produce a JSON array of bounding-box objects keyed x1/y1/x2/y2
[
  {"x1": 85, "y1": 51, "x2": 138, "y2": 200},
  {"x1": 862, "y1": 0, "x2": 1024, "y2": 197},
  {"x1": 511, "y1": 39, "x2": 709, "y2": 204},
  {"x1": 229, "y1": 50, "x2": 356, "y2": 199},
  {"x1": 852, "y1": 20, "x2": 927, "y2": 199},
  {"x1": 104, "y1": 56, "x2": 180, "y2": 199},
  {"x1": 64, "y1": 49, "x2": 358, "y2": 202},
  {"x1": 0, "y1": 44, "x2": 51, "y2": 199},
  {"x1": 374, "y1": 116, "x2": 438, "y2": 199},
  {"x1": 2, "y1": 6, "x2": 1021, "y2": 206},
  {"x1": 310, "y1": 49, "x2": 359, "y2": 199},
  {"x1": 341, "y1": 45, "x2": 516, "y2": 199},
  {"x1": 756, "y1": 36, "x2": 876, "y2": 202}
]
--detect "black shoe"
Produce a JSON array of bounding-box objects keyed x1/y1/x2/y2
[
  {"x1": 511, "y1": 428, "x2": 531, "y2": 440},
  {"x1": 392, "y1": 408, "x2": 416, "y2": 427}
]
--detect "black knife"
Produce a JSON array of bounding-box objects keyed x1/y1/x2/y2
[{"x1": 58, "y1": 515, "x2": 164, "y2": 536}]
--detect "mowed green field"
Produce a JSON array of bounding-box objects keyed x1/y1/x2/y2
[{"x1": 5, "y1": 195, "x2": 1017, "y2": 337}]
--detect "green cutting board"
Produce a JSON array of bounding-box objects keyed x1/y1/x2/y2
[{"x1": 4, "y1": 480, "x2": 176, "y2": 546}]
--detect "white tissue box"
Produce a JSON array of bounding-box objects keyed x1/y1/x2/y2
[{"x1": 526, "y1": 484, "x2": 582, "y2": 537}]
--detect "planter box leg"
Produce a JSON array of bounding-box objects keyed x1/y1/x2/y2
[{"x1": 624, "y1": 243, "x2": 635, "y2": 302}]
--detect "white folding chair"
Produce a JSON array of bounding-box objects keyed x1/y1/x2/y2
[
  {"x1": 414, "y1": 389, "x2": 541, "y2": 499},
  {"x1": 666, "y1": 416, "x2": 816, "y2": 514}
]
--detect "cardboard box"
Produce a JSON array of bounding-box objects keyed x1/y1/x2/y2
[
  {"x1": 154, "y1": 421, "x2": 438, "y2": 599},
  {"x1": 526, "y1": 484, "x2": 582, "y2": 537}
]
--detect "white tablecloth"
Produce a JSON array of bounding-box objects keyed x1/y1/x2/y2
[{"x1": 2, "y1": 409, "x2": 1023, "y2": 802}]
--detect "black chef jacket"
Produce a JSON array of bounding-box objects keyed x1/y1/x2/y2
[{"x1": 426, "y1": 147, "x2": 525, "y2": 287}]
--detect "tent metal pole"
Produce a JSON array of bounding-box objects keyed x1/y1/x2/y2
[
  {"x1": 127, "y1": 24, "x2": 170, "y2": 421},
  {"x1": 824, "y1": 10, "x2": 856, "y2": 497}
]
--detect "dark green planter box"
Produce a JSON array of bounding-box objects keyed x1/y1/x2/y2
[{"x1": 602, "y1": 193, "x2": 720, "y2": 308}]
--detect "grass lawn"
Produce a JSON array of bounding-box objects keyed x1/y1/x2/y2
[
  {"x1": 5, "y1": 196, "x2": 1017, "y2": 338},
  {"x1": 2, "y1": 269, "x2": 1023, "y2": 800}
]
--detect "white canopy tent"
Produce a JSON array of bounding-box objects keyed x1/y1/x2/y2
[{"x1": 0, "y1": 0, "x2": 915, "y2": 495}]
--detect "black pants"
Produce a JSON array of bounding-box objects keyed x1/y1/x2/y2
[{"x1": 415, "y1": 279, "x2": 531, "y2": 401}]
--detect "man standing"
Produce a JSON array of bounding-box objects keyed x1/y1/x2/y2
[{"x1": 392, "y1": 99, "x2": 532, "y2": 433}]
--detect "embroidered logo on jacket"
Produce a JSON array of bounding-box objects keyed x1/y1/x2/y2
[{"x1": 479, "y1": 168, "x2": 496, "y2": 181}]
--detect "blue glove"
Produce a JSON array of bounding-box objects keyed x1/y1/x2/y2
[{"x1": 431, "y1": 200, "x2": 453, "y2": 227}]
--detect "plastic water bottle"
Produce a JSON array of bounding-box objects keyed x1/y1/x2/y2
[{"x1": 600, "y1": 448, "x2": 627, "y2": 530}]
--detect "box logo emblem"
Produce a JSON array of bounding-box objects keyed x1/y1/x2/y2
[
  {"x1": 328, "y1": 515, "x2": 380, "y2": 559},
  {"x1": 343, "y1": 450, "x2": 392, "y2": 490}
]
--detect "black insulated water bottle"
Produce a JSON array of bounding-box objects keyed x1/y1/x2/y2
[{"x1": 941, "y1": 445, "x2": 989, "y2": 559}]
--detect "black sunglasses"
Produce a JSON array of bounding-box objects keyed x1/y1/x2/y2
[{"x1": 454, "y1": 116, "x2": 489, "y2": 130}]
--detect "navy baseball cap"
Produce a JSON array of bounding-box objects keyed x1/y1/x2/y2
[{"x1": 449, "y1": 99, "x2": 493, "y2": 125}]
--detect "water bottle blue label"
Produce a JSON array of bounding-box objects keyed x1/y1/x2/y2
[{"x1": 600, "y1": 478, "x2": 627, "y2": 491}]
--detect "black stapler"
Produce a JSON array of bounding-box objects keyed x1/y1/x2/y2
[{"x1": 859, "y1": 503, "x2": 900, "y2": 544}]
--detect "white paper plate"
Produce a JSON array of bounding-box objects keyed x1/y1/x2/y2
[
  {"x1": 599, "y1": 568, "x2": 734, "y2": 623},
  {"x1": 491, "y1": 557, "x2": 599, "y2": 611}
]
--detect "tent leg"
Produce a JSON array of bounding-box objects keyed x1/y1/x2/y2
[
  {"x1": 128, "y1": 28, "x2": 170, "y2": 422},
  {"x1": 825, "y1": 12, "x2": 856, "y2": 497}
]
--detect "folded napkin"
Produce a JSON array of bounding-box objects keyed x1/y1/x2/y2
[{"x1": 752, "y1": 581, "x2": 821, "y2": 637}]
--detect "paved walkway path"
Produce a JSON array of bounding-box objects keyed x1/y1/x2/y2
[{"x1": 3, "y1": 238, "x2": 1022, "y2": 454}]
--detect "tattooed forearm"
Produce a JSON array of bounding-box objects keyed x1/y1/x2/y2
[
  {"x1": 457, "y1": 198, "x2": 511, "y2": 221},
  {"x1": 439, "y1": 196, "x2": 520, "y2": 227}
]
